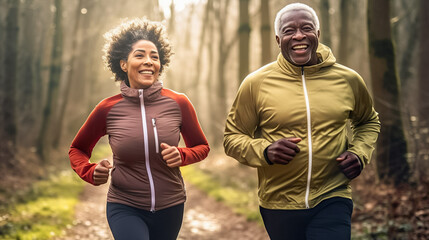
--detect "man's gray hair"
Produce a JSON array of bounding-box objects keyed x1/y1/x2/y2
[{"x1": 274, "y1": 3, "x2": 320, "y2": 36}]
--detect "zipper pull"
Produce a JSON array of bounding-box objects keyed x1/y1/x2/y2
[{"x1": 152, "y1": 118, "x2": 159, "y2": 154}]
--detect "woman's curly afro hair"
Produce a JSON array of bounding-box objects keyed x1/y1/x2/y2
[{"x1": 102, "y1": 18, "x2": 172, "y2": 82}]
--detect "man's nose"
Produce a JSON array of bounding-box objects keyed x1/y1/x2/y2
[{"x1": 293, "y1": 29, "x2": 306, "y2": 40}]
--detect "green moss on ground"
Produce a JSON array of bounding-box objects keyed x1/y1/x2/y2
[
  {"x1": 0, "y1": 144, "x2": 112, "y2": 240},
  {"x1": 0, "y1": 171, "x2": 84, "y2": 239}
]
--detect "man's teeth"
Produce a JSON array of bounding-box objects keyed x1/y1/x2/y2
[{"x1": 293, "y1": 45, "x2": 307, "y2": 50}]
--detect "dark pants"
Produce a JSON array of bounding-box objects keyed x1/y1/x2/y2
[
  {"x1": 260, "y1": 197, "x2": 353, "y2": 240},
  {"x1": 106, "y1": 202, "x2": 184, "y2": 240}
]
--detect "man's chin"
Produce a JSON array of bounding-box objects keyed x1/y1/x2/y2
[{"x1": 290, "y1": 54, "x2": 313, "y2": 66}]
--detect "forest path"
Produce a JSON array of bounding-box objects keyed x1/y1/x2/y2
[{"x1": 55, "y1": 180, "x2": 269, "y2": 240}]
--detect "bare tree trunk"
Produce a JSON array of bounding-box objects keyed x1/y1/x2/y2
[
  {"x1": 338, "y1": 0, "x2": 349, "y2": 65},
  {"x1": 0, "y1": 0, "x2": 19, "y2": 162},
  {"x1": 208, "y1": 0, "x2": 236, "y2": 147},
  {"x1": 168, "y1": 0, "x2": 175, "y2": 35},
  {"x1": 207, "y1": 12, "x2": 216, "y2": 147},
  {"x1": 238, "y1": 0, "x2": 250, "y2": 83},
  {"x1": 319, "y1": 0, "x2": 332, "y2": 47},
  {"x1": 418, "y1": 0, "x2": 429, "y2": 180},
  {"x1": 394, "y1": 0, "x2": 419, "y2": 87},
  {"x1": 194, "y1": 0, "x2": 213, "y2": 107},
  {"x1": 390, "y1": 0, "x2": 419, "y2": 181},
  {"x1": 32, "y1": 1, "x2": 52, "y2": 122},
  {"x1": 53, "y1": 0, "x2": 84, "y2": 148},
  {"x1": 260, "y1": 0, "x2": 271, "y2": 65},
  {"x1": 217, "y1": 0, "x2": 236, "y2": 115},
  {"x1": 418, "y1": 0, "x2": 429, "y2": 128},
  {"x1": 64, "y1": 1, "x2": 102, "y2": 135},
  {"x1": 144, "y1": 0, "x2": 161, "y2": 20},
  {"x1": 38, "y1": 0, "x2": 63, "y2": 161},
  {"x1": 184, "y1": 4, "x2": 195, "y2": 49},
  {"x1": 213, "y1": 0, "x2": 230, "y2": 147},
  {"x1": 164, "y1": 0, "x2": 176, "y2": 91},
  {"x1": 367, "y1": 0, "x2": 410, "y2": 185},
  {"x1": 17, "y1": 0, "x2": 39, "y2": 147}
]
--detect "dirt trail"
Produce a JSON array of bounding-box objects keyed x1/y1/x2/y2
[
  {"x1": 54, "y1": 183, "x2": 112, "y2": 240},
  {"x1": 55, "y1": 181, "x2": 269, "y2": 240}
]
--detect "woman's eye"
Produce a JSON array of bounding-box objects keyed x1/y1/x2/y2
[{"x1": 152, "y1": 56, "x2": 159, "y2": 60}]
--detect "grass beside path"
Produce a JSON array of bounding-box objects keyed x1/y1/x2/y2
[
  {"x1": 181, "y1": 153, "x2": 262, "y2": 224},
  {"x1": 0, "y1": 144, "x2": 112, "y2": 240},
  {"x1": 0, "y1": 171, "x2": 84, "y2": 240}
]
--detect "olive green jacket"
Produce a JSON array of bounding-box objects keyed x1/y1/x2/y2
[{"x1": 223, "y1": 44, "x2": 380, "y2": 209}]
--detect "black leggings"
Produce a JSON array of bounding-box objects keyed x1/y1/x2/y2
[
  {"x1": 260, "y1": 197, "x2": 353, "y2": 240},
  {"x1": 106, "y1": 202, "x2": 184, "y2": 240}
]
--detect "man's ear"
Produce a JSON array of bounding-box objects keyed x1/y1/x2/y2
[
  {"x1": 120, "y1": 59, "x2": 127, "y2": 72},
  {"x1": 317, "y1": 30, "x2": 320, "y2": 38},
  {"x1": 275, "y1": 35, "x2": 280, "y2": 47}
]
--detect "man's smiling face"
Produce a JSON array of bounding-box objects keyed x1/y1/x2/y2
[{"x1": 276, "y1": 10, "x2": 320, "y2": 66}]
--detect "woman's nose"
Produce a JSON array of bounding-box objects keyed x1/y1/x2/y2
[{"x1": 143, "y1": 57, "x2": 153, "y2": 65}]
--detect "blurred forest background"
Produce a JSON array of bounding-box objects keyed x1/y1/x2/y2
[{"x1": 0, "y1": 0, "x2": 428, "y2": 239}]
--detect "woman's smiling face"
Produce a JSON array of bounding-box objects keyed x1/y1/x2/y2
[{"x1": 120, "y1": 40, "x2": 161, "y2": 89}]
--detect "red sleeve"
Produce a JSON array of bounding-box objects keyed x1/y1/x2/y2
[
  {"x1": 162, "y1": 90, "x2": 210, "y2": 166},
  {"x1": 68, "y1": 94, "x2": 122, "y2": 184}
]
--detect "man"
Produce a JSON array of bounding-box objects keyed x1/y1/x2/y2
[{"x1": 223, "y1": 3, "x2": 380, "y2": 240}]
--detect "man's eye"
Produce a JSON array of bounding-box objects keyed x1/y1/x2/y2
[{"x1": 284, "y1": 29, "x2": 294, "y2": 34}]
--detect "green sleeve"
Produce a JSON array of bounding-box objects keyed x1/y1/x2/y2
[
  {"x1": 348, "y1": 75, "x2": 381, "y2": 168},
  {"x1": 223, "y1": 76, "x2": 271, "y2": 168}
]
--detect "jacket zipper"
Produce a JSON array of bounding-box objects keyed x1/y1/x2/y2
[
  {"x1": 139, "y1": 89, "x2": 156, "y2": 212},
  {"x1": 152, "y1": 118, "x2": 159, "y2": 154},
  {"x1": 301, "y1": 68, "x2": 313, "y2": 209}
]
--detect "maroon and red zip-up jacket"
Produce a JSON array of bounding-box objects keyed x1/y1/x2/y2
[{"x1": 69, "y1": 81, "x2": 210, "y2": 211}]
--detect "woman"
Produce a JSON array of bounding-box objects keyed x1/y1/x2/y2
[{"x1": 69, "y1": 18, "x2": 210, "y2": 240}]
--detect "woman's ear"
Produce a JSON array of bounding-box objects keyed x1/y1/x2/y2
[{"x1": 120, "y1": 59, "x2": 127, "y2": 72}]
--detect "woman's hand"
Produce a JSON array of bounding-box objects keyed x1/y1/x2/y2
[
  {"x1": 93, "y1": 159, "x2": 112, "y2": 185},
  {"x1": 161, "y1": 143, "x2": 182, "y2": 168}
]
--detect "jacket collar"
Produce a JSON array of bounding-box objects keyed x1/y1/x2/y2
[
  {"x1": 120, "y1": 80, "x2": 163, "y2": 103},
  {"x1": 277, "y1": 43, "x2": 336, "y2": 75}
]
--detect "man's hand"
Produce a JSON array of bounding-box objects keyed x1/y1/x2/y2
[
  {"x1": 161, "y1": 143, "x2": 182, "y2": 168},
  {"x1": 336, "y1": 151, "x2": 362, "y2": 179},
  {"x1": 93, "y1": 159, "x2": 112, "y2": 185},
  {"x1": 266, "y1": 137, "x2": 301, "y2": 165}
]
